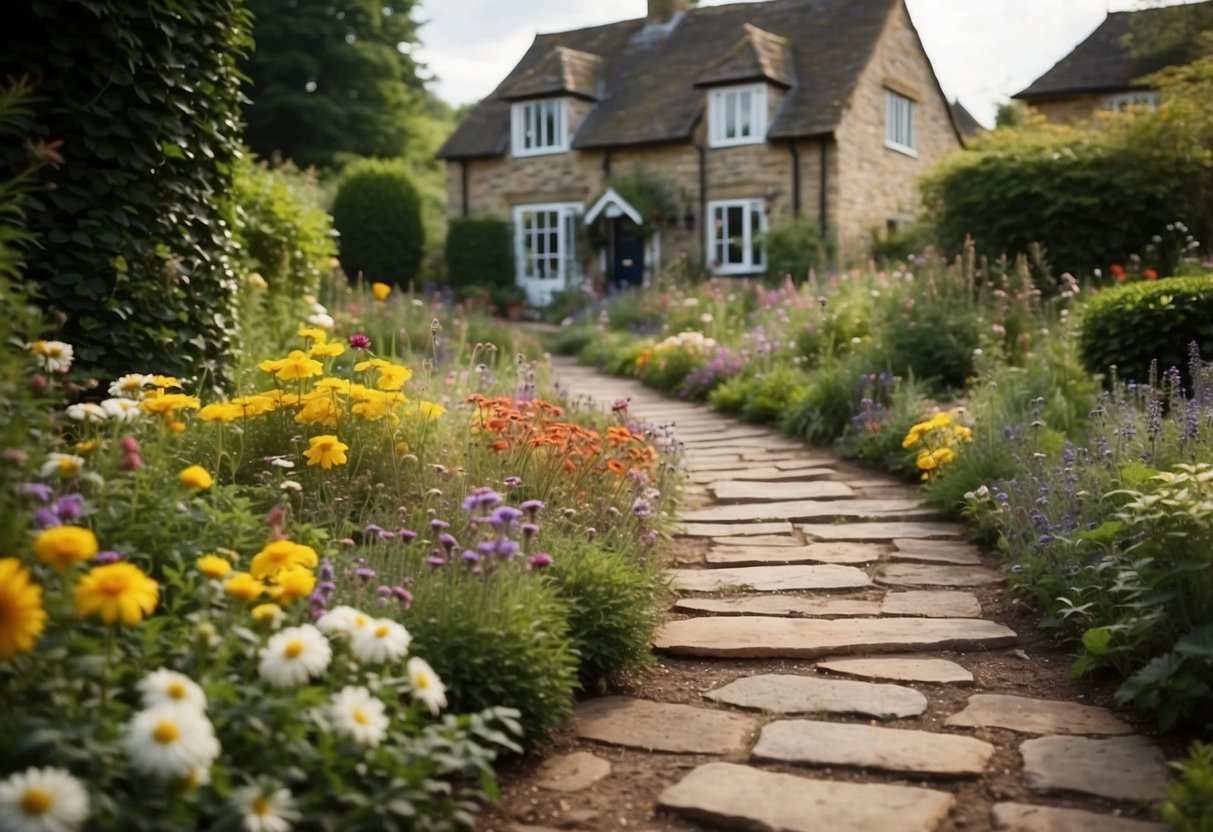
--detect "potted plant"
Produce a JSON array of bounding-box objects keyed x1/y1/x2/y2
[{"x1": 491, "y1": 284, "x2": 529, "y2": 320}]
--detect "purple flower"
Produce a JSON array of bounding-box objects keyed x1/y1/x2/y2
[
  {"x1": 318, "y1": 558, "x2": 335, "y2": 582},
  {"x1": 349, "y1": 333, "x2": 372, "y2": 350},
  {"x1": 317, "y1": 580, "x2": 337, "y2": 595},
  {"x1": 392, "y1": 587, "x2": 413, "y2": 608},
  {"x1": 54, "y1": 494, "x2": 85, "y2": 521},
  {"x1": 94, "y1": 550, "x2": 122, "y2": 564},
  {"x1": 20, "y1": 483, "x2": 54, "y2": 504},
  {"x1": 631, "y1": 498, "x2": 652, "y2": 518},
  {"x1": 32, "y1": 508, "x2": 60, "y2": 529},
  {"x1": 520, "y1": 522, "x2": 539, "y2": 539},
  {"x1": 520, "y1": 499, "x2": 545, "y2": 517},
  {"x1": 461, "y1": 549, "x2": 480, "y2": 564},
  {"x1": 439, "y1": 532, "x2": 458, "y2": 552},
  {"x1": 354, "y1": 567, "x2": 377, "y2": 581},
  {"x1": 494, "y1": 539, "x2": 520, "y2": 559},
  {"x1": 490, "y1": 506, "x2": 522, "y2": 526},
  {"x1": 426, "y1": 554, "x2": 446, "y2": 568},
  {"x1": 611, "y1": 398, "x2": 630, "y2": 413},
  {"x1": 461, "y1": 487, "x2": 502, "y2": 512},
  {"x1": 430, "y1": 518, "x2": 450, "y2": 531},
  {"x1": 397, "y1": 528, "x2": 418, "y2": 542},
  {"x1": 527, "y1": 553, "x2": 553, "y2": 569}
]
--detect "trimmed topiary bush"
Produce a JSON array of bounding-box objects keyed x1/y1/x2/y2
[
  {"x1": 1078, "y1": 275, "x2": 1213, "y2": 385},
  {"x1": 331, "y1": 158, "x2": 423, "y2": 286},
  {"x1": 445, "y1": 217, "x2": 513, "y2": 296}
]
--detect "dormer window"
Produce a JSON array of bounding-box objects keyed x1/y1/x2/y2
[
  {"x1": 708, "y1": 84, "x2": 767, "y2": 148},
  {"x1": 511, "y1": 99, "x2": 568, "y2": 157}
]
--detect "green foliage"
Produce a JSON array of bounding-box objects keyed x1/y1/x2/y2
[
  {"x1": 1162, "y1": 741, "x2": 1213, "y2": 832},
  {"x1": 1078, "y1": 275, "x2": 1213, "y2": 385},
  {"x1": 231, "y1": 158, "x2": 335, "y2": 297},
  {"x1": 3, "y1": 0, "x2": 251, "y2": 383},
  {"x1": 242, "y1": 0, "x2": 425, "y2": 168},
  {"x1": 332, "y1": 159, "x2": 424, "y2": 285},
  {"x1": 765, "y1": 216, "x2": 835, "y2": 280},
  {"x1": 445, "y1": 218, "x2": 513, "y2": 295},
  {"x1": 601, "y1": 166, "x2": 679, "y2": 237},
  {"x1": 780, "y1": 358, "x2": 862, "y2": 443},
  {"x1": 0, "y1": 76, "x2": 50, "y2": 283},
  {"x1": 879, "y1": 291, "x2": 982, "y2": 391},
  {"x1": 545, "y1": 323, "x2": 598, "y2": 357},
  {"x1": 706, "y1": 365, "x2": 811, "y2": 425},
  {"x1": 549, "y1": 541, "x2": 666, "y2": 690}
]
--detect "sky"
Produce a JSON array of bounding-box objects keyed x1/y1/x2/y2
[{"x1": 413, "y1": 0, "x2": 1197, "y2": 128}]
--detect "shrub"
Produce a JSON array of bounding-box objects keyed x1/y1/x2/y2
[
  {"x1": 549, "y1": 541, "x2": 666, "y2": 691},
  {"x1": 879, "y1": 292, "x2": 982, "y2": 391},
  {"x1": 332, "y1": 158, "x2": 423, "y2": 286},
  {"x1": 765, "y1": 217, "x2": 835, "y2": 281},
  {"x1": 445, "y1": 217, "x2": 513, "y2": 297},
  {"x1": 1161, "y1": 741, "x2": 1213, "y2": 832},
  {"x1": 781, "y1": 357, "x2": 867, "y2": 444},
  {"x1": 1078, "y1": 275, "x2": 1213, "y2": 386}
]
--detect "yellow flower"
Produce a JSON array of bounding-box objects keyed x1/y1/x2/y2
[
  {"x1": 371, "y1": 282, "x2": 392, "y2": 301},
  {"x1": 257, "y1": 357, "x2": 286, "y2": 374},
  {"x1": 231, "y1": 395, "x2": 277, "y2": 417},
  {"x1": 952, "y1": 425, "x2": 973, "y2": 443},
  {"x1": 310, "y1": 343, "x2": 346, "y2": 359},
  {"x1": 195, "y1": 554, "x2": 232, "y2": 581},
  {"x1": 916, "y1": 447, "x2": 956, "y2": 471},
  {"x1": 313, "y1": 377, "x2": 352, "y2": 395},
  {"x1": 274, "y1": 350, "x2": 323, "y2": 381},
  {"x1": 294, "y1": 395, "x2": 341, "y2": 427},
  {"x1": 33, "y1": 526, "x2": 99, "y2": 572},
  {"x1": 179, "y1": 465, "x2": 214, "y2": 490},
  {"x1": 251, "y1": 603, "x2": 285, "y2": 627},
  {"x1": 169, "y1": 420, "x2": 187, "y2": 434},
  {"x1": 75, "y1": 439, "x2": 99, "y2": 454},
  {"x1": 224, "y1": 572, "x2": 264, "y2": 603},
  {"x1": 197, "y1": 403, "x2": 244, "y2": 423},
  {"x1": 74, "y1": 562, "x2": 159, "y2": 625},
  {"x1": 250, "y1": 540, "x2": 319, "y2": 579},
  {"x1": 351, "y1": 398, "x2": 393, "y2": 421},
  {"x1": 304, "y1": 435, "x2": 349, "y2": 469},
  {"x1": 374, "y1": 364, "x2": 412, "y2": 391},
  {"x1": 151, "y1": 375, "x2": 182, "y2": 389},
  {"x1": 0, "y1": 558, "x2": 47, "y2": 659},
  {"x1": 296, "y1": 327, "x2": 328, "y2": 343},
  {"x1": 268, "y1": 567, "x2": 316, "y2": 605},
  {"x1": 354, "y1": 358, "x2": 390, "y2": 372},
  {"x1": 140, "y1": 392, "x2": 200, "y2": 416},
  {"x1": 416, "y1": 400, "x2": 446, "y2": 420}
]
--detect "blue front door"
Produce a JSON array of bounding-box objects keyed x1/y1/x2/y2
[{"x1": 612, "y1": 219, "x2": 645, "y2": 288}]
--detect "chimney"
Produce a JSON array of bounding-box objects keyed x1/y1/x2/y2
[{"x1": 648, "y1": 0, "x2": 690, "y2": 24}]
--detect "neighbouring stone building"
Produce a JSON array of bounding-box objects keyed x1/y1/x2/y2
[
  {"x1": 1014, "y1": 2, "x2": 1211, "y2": 126},
  {"x1": 437, "y1": 0, "x2": 961, "y2": 305}
]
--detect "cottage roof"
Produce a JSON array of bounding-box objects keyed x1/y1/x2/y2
[
  {"x1": 948, "y1": 99, "x2": 984, "y2": 140},
  {"x1": 1014, "y1": 4, "x2": 1206, "y2": 100},
  {"x1": 693, "y1": 23, "x2": 795, "y2": 88},
  {"x1": 437, "y1": 0, "x2": 900, "y2": 159},
  {"x1": 499, "y1": 46, "x2": 604, "y2": 101}
]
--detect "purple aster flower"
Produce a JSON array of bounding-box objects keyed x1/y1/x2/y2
[
  {"x1": 527, "y1": 553, "x2": 553, "y2": 569},
  {"x1": 54, "y1": 493, "x2": 86, "y2": 521},
  {"x1": 426, "y1": 554, "x2": 446, "y2": 568},
  {"x1": 317, "y1": 580, "x2": 337, "y2": 595},
  {"x1": 631, "y1": 498, "x2": 652, "y2": 518},
  {"x1": 397, "y1": 528, "x2": 418, "y2": 542},
  {"x1": 392, "y1": 587, "x2": 413, "y2": 608},
  {"x1": 94, "y1": 550, "x2": 122, "y2": 564},
  {"x1": 461, "y1": 549, "x2": 480, "y2": 564},
  {"x1": 20, "y1": 483, "x2": 54, "y2": 504},
  {"x1": 494, "y1": 539, "x2": 520, "y2": 559},
  {"x1": 430, "y1": 518, "x2": 450, "y2": 531},
  {"x1": 354, "y1": 566, "x2": 377, "y2": 581},
  {"x1": 520, "y1": 522, "x2": 539, "y2": 539},
  {"x1": 349, "y1": 333, "x2": 372, "y2": 350},
  {"x1": 318, "y1": 557, "x2": 335, "y2": 581},
  {"x1": 439, "y1": 532, "x2": 458, "y2": 552},
  {"x1": 490, "y1": 506, "x2": 522, "y2": 526},
  {"x1": 520, "y1": 499, "x2": 545, "y2": 517},
  {"x1": 32, "y1": 508, "x2": 60, "y2": 529},
  {"x1": 461, "y1": 487, "x2": 503, "y2": 512},
  {"x1": 476, "y1": 540, "x2": 497, "y2": 555}
]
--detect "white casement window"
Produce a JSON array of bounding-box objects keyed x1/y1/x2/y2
[
  {"x1": 513, "y1": 202, "x2": 581, "y2": 295},
  {"x1": 1104, "y1": 90, "x2": 1160, "y2": 112},
  {"x1": 707, "y1": 198, "x2": 766, "y2": 274},
  {"x1": 708, "y1": 84, "x2": 767, "y2": 148},
  {"x1": 885, "y1": 90, "x2": 916, "y2": 155},
  {"x1": 511, "y1": 99, "x2": 568, "y2": 157}
]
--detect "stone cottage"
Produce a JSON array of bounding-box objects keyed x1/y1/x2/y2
[{"x1": 437, "y1": 0, "x2": 961, "y2": 305}]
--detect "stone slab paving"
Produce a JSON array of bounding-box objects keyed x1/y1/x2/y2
[
  {"x1": 712, "y1": 533, "x2": 800, "y2": 546},
  {"x1": 753, "y1": 719, "x2": 994, "y2": 776},
  {"x1": 655, "y1": 616, "x2": 1017, "y2": 658},
  {"x1": 875, "y1": 562, "x2": 1005, "y2": 587},
  {"x1": 880, "y1": 590, "x2": 983, "y2": 618},
  {"x1": 669, "y1": 563, "x2": 873, "y2": 593},
  {"x1": 677, "y1": 520, "x2": 794, "y2": 537},
  {"x1": 533, "y1": 752, "x2": 612, "y2": 793},
  {"x1": 674, "y1": 594, "x2": 882, "y2": 618},
  {"x1": 682, "y1": 499, "x2": 939, "y2": 524},
  {"x1": 573, "y1": 697, "x2": 756, "y2": 755},
  {"x1": 816, "y1": 657, "x2": 975, "y2": 685},
  {"x1": 705, "y1": 542, "x2": 887, "y2": 566},
  {"x1": 887, "y1": 541, "x2": 983, "y2": 565},
  {"x1": 658, "y1": 762, "x2": 955, "y2": 832},
  {"x1": 945, "y1": 694, "x2": 1132, "y2": 735},
  {"x1": 694, "y1": 467, "x2": 835, "y2": 484},
  {"x1": 802, "y1": 521, "x2": 963, "y2": 541},
  {"x1": 710, "y1": 480, "x2": 855, "y2": 502},
  {"x1": 1020, "y1": 735, "x2": 1168, "y2": 801},
  {"x1": 705, "y1": 673, "x2": 927, "y2": 718},
  {"x1": 991, "y1": 803, "x2": 1167, "y2": 831}
]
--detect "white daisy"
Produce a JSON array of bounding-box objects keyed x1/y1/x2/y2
[
  {"x1": 65, "y1": 403, "x2": 107, "y2": 423},
  {"x1": 231, "y1": 784, "x2": 299, "y2": 832},
  {"x1": 350, "y1": 618, "x2": 411, "y2": 664},
  {"x1": 328, "y1": 686, "x2": 389, "y2": 747},
  {"x1": 138, "y1": 668, "x2": 207, "y2": 712},
  {"x1": 39, "y1": 454, "x2": 85, "y2": 479},
  {"x1": 29, "y1": 341, "x2": 73, "y2": 374},
  {"x1": 407, "y1": 657, "x2": 448, "y2": 716},
  {"x1": 306, "y1": 312, "x2": 334, "y2": 330},
  {"x1": 0, "y1": 766, "x2": 89, "y2": 832},
  {"x1": 315, "y1": 605, "x2": 370, "y2": 636},
  {"x1": 258, "y1": 624, "x2": 331, "y2": 688},
  {"x1": 100, "y1": 397, "x2": 142, "y2": 422},
  {"x1": 107, "y1": 373, "x2": 153, "y2": 399},
  {"x1": 122, "y1": 704, "x2": 220, "y2": 780}
]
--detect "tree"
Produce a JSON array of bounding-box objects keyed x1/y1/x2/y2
[
  {"x1": 1126, "y1": 1, "x2": 1213, "y2": 63},
  {"x1": 243, "y1": 0, "x2": 426, "y2": 168}
]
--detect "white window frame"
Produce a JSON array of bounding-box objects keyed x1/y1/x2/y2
[
  {"x1": 885, "y1": 90, "x2": 916, "y2": 156},
  {"x1": 708, "y1": 83, "x2": 767, "y2": 148},
  {"x1": 706, "y1": 198, "x2": 766, "y2": 275},
  {"x1": 1104, "y1": 90, "x2": 1160, "y2": 112},
  {"x1": 513, "y1": 201, "x2": 582, "y2": 287},
  {"x1": 510, "y1": 98, "x2": 568, "y2": 157}
]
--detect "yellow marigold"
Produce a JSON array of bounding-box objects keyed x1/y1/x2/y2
[
  {"x1": 179, "y1": 465, "x2": 214, "y2": 490},
  {"x1": 224, "y1": 572, "x2": 264, "y2": 602},
  {"x1": 74, "y1": 562, "x2": 159, "y2": 625},
  {"x1": 250, "y1": 540, "x2": 319, "y2": 579},
  {"x1": 231, "y1": 395, "x2": 277, "y2": 416},
  {"x1": 274, "y1": 350, "x2": 323, "y2": 381},
  {"x1": 953, "y1": 425, "x2": 973, "y2": 443},
  {"x1": 310, "y1": 342, "x2": 346, "y2": 359},
  {"x1": 416, "y1": 401, "x2": 446, "y2": 421},
  {"x1": 352, "y1": 398, "x2": 393, "y2": 421},
  {"x1": 371, "y1": 282, "x2": 392, "y2": 301},
  {"x1": 150, "y1": 375, "x2": 182, "y2": 389},
  {"x1": 168, "y1": 420, "x2": 187, "y2": 433},
  {"x1": 314, "y1": 377, "x2": 352, "y2": 395},
  {"x1": 304, "y1": 435, "x2": 349, "y2": 469},
  {"x1": 33, "y1": 526, "x2": 99, "y2": 572},
  {"x1": 354, "y1": 358, "x2": 390, "y2": 372},
  {"x1": 257, "y1": 357, "x2": 286, "y2": 374},
  {"x1": 295, "y1": 395, "x2": 341, "y2": 427},
  {"x1": 195, "y1": 554, "x2": 232, "y2": 581},
  {"x1": 197, "y1": 403, "x2": 244, "y2": 423},
  {"x1": 297, "y1": 326, "x2": 328, "y2": 343},
  {"x1": 140, "y1": 392, "x2": 201, "y2": 416},
  {"x1": 0, "y1": 558, "x2": 47, "y2": 659},
  {"x1": 251, "y1": 603, "x2": 285, "y2": 627},
  {"x1": 375, "y1": 364, "x2": 412, "y2": 391},
  {"x1": 268, "y1": 567, "x2": 316, "y2": 605},
  {"x1": 916, "y1": 447, "x2": 956, "y2": 471}
]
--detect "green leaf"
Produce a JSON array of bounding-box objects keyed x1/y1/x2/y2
[{"x1": 1082, "y1": 627, "x2": 1113, "y2": 656}]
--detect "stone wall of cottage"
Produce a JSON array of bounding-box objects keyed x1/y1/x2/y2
[
  {"x1": 832, "y1": 0, "x2": 960, "y2": 260},
  {"x1": 1024, "y1": 95, "x2": 1106, "y2": 125}
]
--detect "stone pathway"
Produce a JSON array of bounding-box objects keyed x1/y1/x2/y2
[{"x1": 505, "y1": 358, "x2": 1170, "y2": 831}]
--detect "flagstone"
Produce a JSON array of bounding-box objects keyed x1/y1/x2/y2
[
  {"x1": 802, "y1": 522, "x2": 963, "y2": 541},
  {"x1": 681, "y1": 499, "x2": 938, "y2": 524},
  {"x1": 887, "y1": 541, "x2": 983, "y2": 565},
  {"x1": 945, "y1": 694, "x2": 1132, "y2": 735},
  {"x1": 658, "y1": 763, "x2": 955, "y2": 832},
  {"x1": 875, "y1": 563, "x2": 1004, "y2": 587},
  {"x1": 753, "y1": 720, "x2": 994, "y2": 776},
  {"x1": 712, "y1": 534, "x2": 801, "y2": 546},
  {"x1": 816, "y1": 657, "x2": 975, "y2": 684},
  {"x1": 676, "y1": 521, "x2": 794, "y2": 537},
  {"x1": 669, "y1": 564, "x2": 872, "y2": 593},
  {"x1": 674, "y1": 594, "x2": 881, "y2": 618},
  {"x1": 694, "y1": 467, "x2": 836, "y2": 484},
  {"x1": 709, "y1": 480, "x2": 856, "y2": 503},
  {"x1": 880, "y1": 590, "x2": 983, "y2": 618},
  {"x1": 534, "y1": 752, "x2": 612, "y2": 793},
  {"x1": 655, "y1": 616, "x2": 1017, "y2": 658},
  {"x1": 706, "y1": 673, "x2": 927, "y2": 718},
  {"x1": 1020, "y1": 735, "x2": 1167, "y2": 801},
  {"x1": 573, "y1": 697, "x2": 756, "y2": 755},
  {"x1": 753, "y1": 452, "x2": 830, "y2": 463},
  {"x1": 991, "y1": 803, "x2": 1167, "y2": 831},
  {"x1": 705, "y1": 542, "x2": 887, "y2": 566}
]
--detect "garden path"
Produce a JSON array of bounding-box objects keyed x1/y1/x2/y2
[{"x1": 490, "y1": 356, "x2": 1172, "y2": 832}]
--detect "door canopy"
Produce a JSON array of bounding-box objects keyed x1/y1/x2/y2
[{"x1": 584, "y1": 187, "x2": 644, "y2": 226}]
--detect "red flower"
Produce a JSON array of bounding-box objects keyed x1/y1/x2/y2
[
  {"x1": 1143, "y1": 268, "x2": 1159, "y2": 281},
  {"x1": 1110, "y1": 264, "x2": 1127, "y2": 282}
]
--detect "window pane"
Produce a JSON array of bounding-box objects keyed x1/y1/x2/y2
[
  {"x1": 739, "y1": 90, "x2": 751, "y2": 136},
  {"x1": 750, "y1": 204, "x2": 764, "y2": 267},
  {"x1": 725, "y1": 92, "x2": 736, "y2": 138},
  {"x1": 726, "y1": 206, "x2": 744, "y2": 264}
]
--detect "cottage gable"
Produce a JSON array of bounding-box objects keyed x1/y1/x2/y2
[
  {"x1": 693, "y1": 23, "x2": 795, "y2": 89},
  {"x1": 499, "y1": 46, "x2": 604, "y2": 102}
]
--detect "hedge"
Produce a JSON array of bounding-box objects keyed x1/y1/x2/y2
[
  {"x1": 331, "y1": 158, "x2": 423, "y2": 286},
  {"x1": 445, "y1": 217, "x2": 513, "y2": 295}
]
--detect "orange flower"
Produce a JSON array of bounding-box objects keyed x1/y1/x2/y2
[
  {"x1": 606, "y1": 459, "x2": 628, "y2": 475},
  {"x1": 1143, "y1": 268, "x2": 1159, "y2": 281},
  {"x1": 489, "y1": 439, "x2": 510, "y2": 452}
]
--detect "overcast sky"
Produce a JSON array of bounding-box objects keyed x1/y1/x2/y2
[{"x1": 413, "y1": 0, "x2": 1196, "y2": 128}]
